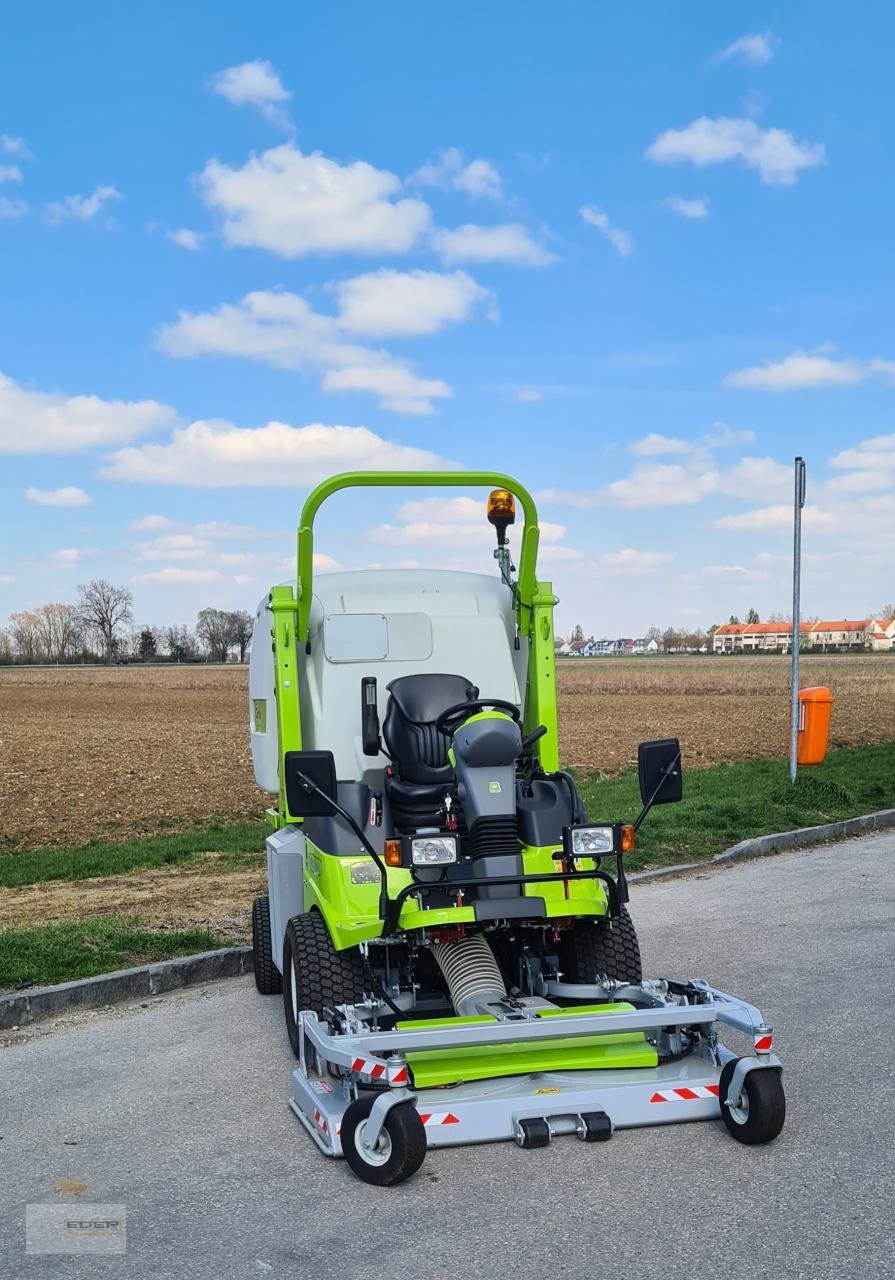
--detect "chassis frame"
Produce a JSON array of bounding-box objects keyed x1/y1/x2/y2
[{"x1": 289, "y1": 979, "x2": 782, "y2": 1156}]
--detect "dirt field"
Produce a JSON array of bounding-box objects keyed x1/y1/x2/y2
[{"x1": 1, "y1": 658, "x2": 893, "y2": 851}]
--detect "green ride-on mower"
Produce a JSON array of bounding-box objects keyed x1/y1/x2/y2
[{"x1": 249, "y1": 471, "x2": 785, "y2": 1185}]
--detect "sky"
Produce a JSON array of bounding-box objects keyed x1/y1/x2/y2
[{"x1": 1, "y1": 1, "x2": 893, "y2": 639}]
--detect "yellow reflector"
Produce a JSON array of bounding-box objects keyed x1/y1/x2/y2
[
  {"x1": 487, "y1": 488, "x2": 515, "y2": 524},
  {"x1": 621, "y1": 824, "x2": 636, "y2": 853},
  {"x1": 384, "y1": 839, "x2": 403, "y2": 867}
]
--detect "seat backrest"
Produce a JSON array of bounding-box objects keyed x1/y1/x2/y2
[{"x1": 383, "y1": 673, "x2": 477, "y2": 784}]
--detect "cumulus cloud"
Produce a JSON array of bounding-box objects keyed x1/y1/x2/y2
[
  {"x1": 597, "y1": 549, "x2": 671, "y2": 573},
  {"x1": 43, "y1": 184, "x2": 122, "y2": 225},
  {"x1": 0, "y1": 134, "x2": 30, "y2": 157},
  {"x1": 725, "y1": 352, "x2": 865, "y2": 391},
  {"x1": 662, "y1": 196, "x2": 709, "y2": 219},
  {"x1": 712, "y1": 32, "x2": 775, "y2": 65},
  {"x1": 133, "y1": 566, "x2": 225, "y2": 584},
  {"x1": 0, "y1": 196, "x2": 27, "y2": 219},
  {"x1": 829, "y1": 432, "x2": 895, "y2": 473},
  {"x1": 199, "y1": 142, "x2": 431, "y2": 257},
  {"x1": 156, "y1": 289, "x2": 451, "y2": 414},
  {"x1": 408, "y1": 148, "x2": 503, "y2": 200},
  {"x1": 210, "y1": 59, "x2": 292, "y2": 128},
  {"x1": 333, "y1": 269, "x2": 496, "y2": 337},
  {"x1": 712, "y1": 504, "x2": 837, "y2": 532},
  {"x1": 540, "y1": 453, "x2": 789, "y2": 511},
  {"x1": 52, "y1": 547, "x2": 82, "y2": 563},
  {"x1": 25, "y1": 485, "x2": 92, "y2": 508},
  {"x1": 580, "y1": 205, "x2": 633, "y2": 257},
  {"x1": 431, "y1": 223, "x2": 556, "y2": 267},
  {"x1": 368, "y1": 496, "x2": 575, "y2": 555},
  {"x1": 0, "y1": 164, "x2": 22, "y2": 183},
  {"x1": 167, "y1": 228, "x2": 206, "y2": 250},
  {"x1": 701, "y1": 564, "x2": 770, "y2": 581},
  {"x1": 630, "y1": 433, "x2": 693, "y2": 457},
  {"x1": 0, "y1": 371, "x2": 176, "y2": 454},
  {"x1": 102, "y1": 419, "x2": 455, "y2": 487},
  {"x1": 646, "y1": 116, "x2": 824, "y2": 186}
]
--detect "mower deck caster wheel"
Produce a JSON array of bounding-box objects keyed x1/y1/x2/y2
[
  {"x1": 341, "y1": 1095, "x2": 427, "y2": 1186},
  {"x1": 576, "y1": 1111, "x2": 613, "y2": 1142},
  {"x1": 719, "y1": 1059, "x2": 785, "y2": 1145},
  {"x1": 515, "y1": 1117, "x2": 551, "y2": 1149}
]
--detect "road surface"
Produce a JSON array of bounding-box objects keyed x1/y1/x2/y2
[{"x1": 2, "y1": 832, "x2": 894, "y2": 1279}]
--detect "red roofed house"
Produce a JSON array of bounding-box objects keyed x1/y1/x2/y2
[
  {"x1": 809, "y1": 619, "x2": 871, "y2": 650},
  {"x1": 867, "y1": 619, "x2": 895, "y2": 651}
]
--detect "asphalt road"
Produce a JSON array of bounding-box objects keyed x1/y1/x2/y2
[{"x1": 2, "y1": 832, "x2": 894, "y2": 1280}]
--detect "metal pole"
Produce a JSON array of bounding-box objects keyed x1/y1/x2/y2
[{"x1": 789, "y1": 457, "x2": 806, "y2": 783}]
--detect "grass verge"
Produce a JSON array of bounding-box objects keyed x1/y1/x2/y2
[
  {"x1": 576, "y1": 742, "x2": 895, "y2": 870},
  {"x1": 0, "y1": 823, "x2": 266, "y2": 890},
  {"x1": 0, "y1": 916, "x2": 239, "y2": 992}
]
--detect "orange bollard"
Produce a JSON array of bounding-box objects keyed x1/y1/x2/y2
[{"x1": 796, "y1": 686, "x2": 833, "y2": 765}]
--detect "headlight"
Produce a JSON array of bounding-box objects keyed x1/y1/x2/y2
[
  {"x1": 569, "y1": 825, "x2": 614, "y2": 856},
  {"x1": 411, "y1": 836, "x2": 458, "y2": 866}
]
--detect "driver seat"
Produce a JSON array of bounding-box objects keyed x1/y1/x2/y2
[{"x1": 383, "y1": 673, "x2": 478, "y2": 831}]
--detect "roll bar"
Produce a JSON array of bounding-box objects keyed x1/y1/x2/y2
[{"x1": 296, "y1": 471, "x2": 541, "y2": 642}]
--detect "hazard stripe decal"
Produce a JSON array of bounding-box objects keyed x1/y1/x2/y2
[
  {"x1": 649, "y1": 1084, "x2": 720, "y2": 1103},
  {"x1": 350, "y1": 1058, "x2": 409, "y2": 1084},
  {"x1": 754, "y1": 1034, "x2": 773, "y2": 1052},
  {"x1": 418, "y1": 1112, "x2": 460, "y2": 1126}
]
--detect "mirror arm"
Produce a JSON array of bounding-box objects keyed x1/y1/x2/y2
[
  {"x1": 294, "y1": 771, "x2": 390, "y2": 924},
  {"x1": 632, "y1": 751, "x2": 682, "y2": 832}
]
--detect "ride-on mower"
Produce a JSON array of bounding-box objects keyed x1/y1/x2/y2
[{"x1": 249, "y1": 471, "x2": 785, "y2": 1185}]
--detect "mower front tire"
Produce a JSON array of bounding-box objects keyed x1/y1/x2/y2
[
  {"x1": 252, "y1": 896, "x2": 283, "y2": 995},
  {"x1": 558, "y1": 907, "x2": 642, "y2": 986},
  {"x1": 282, "y1": 911, "x2": 367, "y2": 1057},
  {"x1": 341, "y1": 1094, "x2": 427, "y2": 1186},
  {"x1": 719, "y1": 1059, "x2": 785, "y2": 1145}
]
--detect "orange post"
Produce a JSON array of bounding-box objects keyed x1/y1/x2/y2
[{"x1": 796, "y1": 686, "x2": 833, "y2": 765}]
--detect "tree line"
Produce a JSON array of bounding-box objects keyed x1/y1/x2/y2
[{"x1": 0, "y1": 579, "x2": 254, "y2": 665}]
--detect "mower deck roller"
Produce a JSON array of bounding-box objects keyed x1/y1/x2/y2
[{"x1": 249, "y1": 471, "x2": 786, "y2": 1185}]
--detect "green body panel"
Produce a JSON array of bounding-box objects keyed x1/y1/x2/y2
[
  {"x1": 400, "y1": 1003, "x2": 658, "y2": 1087},
  {"x1": 524, "y1": 580, "x2": 559, "y2": 773},
  {"x1": 268, "y1": 586, "x2": 302, "y2": 824}
]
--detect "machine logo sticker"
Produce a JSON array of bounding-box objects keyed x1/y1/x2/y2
[{"x1": 488, "y1": 781, "x2": 502, "y2": 793}]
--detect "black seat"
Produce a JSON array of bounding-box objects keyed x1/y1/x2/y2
[{"x1": 383, "y1": 673, "x2": 477, "y2": 830}]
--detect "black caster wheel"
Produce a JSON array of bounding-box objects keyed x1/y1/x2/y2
[
  {"x1": 719, "y1": 1059, "x2": 786, "y2": 1145},
  {"x1": 515, "y1": 1117, "x2": 551, "y2": 1149},
  {"x1": 340, "y1": 1095, "x2": 427, "y2": 1186},
  {"x1": 577, "y1": 1111, "x2": 613, "y2": 1142}
]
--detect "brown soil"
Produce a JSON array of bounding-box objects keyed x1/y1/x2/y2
[{"x1": 1, "y1": 658, "x2": 893, "y2": 849}]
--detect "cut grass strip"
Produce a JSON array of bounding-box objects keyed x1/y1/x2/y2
[
  {"x1": 0, "y1": 823, "x2": 265, "y2": 890},
  {"x1": 0, "y1": 915, "x2": 239, "y2": 991},
  {"x1": 576, "y1": 742, "x2": 895, "y2": 871}
]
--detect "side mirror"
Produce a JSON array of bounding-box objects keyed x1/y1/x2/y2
[
  {"x1": 284, "y1": 750, "x2": 338, "y2": 817},
  {"x1": 637, "y1": 738, "x2": 682, "y2": 806}
]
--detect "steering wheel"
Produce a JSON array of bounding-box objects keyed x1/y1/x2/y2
[{"x1": 436, "y1": 698, "x2": 522, "y2": 737}]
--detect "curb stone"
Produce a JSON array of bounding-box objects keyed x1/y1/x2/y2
[{"x1": 3, "y1": 808, "x2": 895, "y2": 1029}]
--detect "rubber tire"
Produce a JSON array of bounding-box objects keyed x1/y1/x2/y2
[
  {"x1": 719, "y1": 1059, "x2": 786, "y2": 1145},
  {"x1": 557, "y1": 907, "x2": 642, "y2": 985},
  {"x1": 282, "y1": 911, "x2": 367, "y2": 1057},
  {"x1": 252, "y1": 896, "x2": 283, "y2": 995},
  {"x1": 340, "y1": 1094, "x2": 427, "y2": 1186}
]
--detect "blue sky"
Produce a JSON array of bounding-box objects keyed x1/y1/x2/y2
[{"x1": 1, "y1": 2, "x2": 893, "y2": 637}]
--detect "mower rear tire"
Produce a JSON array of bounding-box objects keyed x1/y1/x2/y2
[
  {"x1": 282, "y1": 911, "x2": 367, "y2": 1057},
  {"x1": 558, "y1": 907, "x2": 642, "y2": 986},
  {"x1": 341, "y1": 1094, "x2": 427, "y2": 1186},
  {"x1": 719, "y1": 1060, "x2": 785, "y2": 1145},
  {"x1": 252, "y1": 895, "x2": 283, "y2": 995}
]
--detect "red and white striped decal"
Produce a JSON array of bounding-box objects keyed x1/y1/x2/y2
[
  {"x1": 649, "y1": 1084, "x2": 720, "y2": 1103},
  {"x1": 754, "y1": 1033, "x2": 773, "y2": 1052},
  {"x1": 312, "y1": 1108, "x2": 329, "y2": 1134},
  {"x1": 350, "y1": 1057, "x2": 409, "y2": 1084},
  {"x1": 418, "y1": 1111, "x2": 460, "y2": 1126}
]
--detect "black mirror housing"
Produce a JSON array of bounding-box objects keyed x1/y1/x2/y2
[
  {"x1": 284, "y1": 750, "x2": 338, "y2": 817},
  {"x1": 637, "y1": 738, "x2": 683, "y2": 806}
]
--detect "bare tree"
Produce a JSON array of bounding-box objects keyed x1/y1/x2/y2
[
  {"x1": 33, "y1": 602, "x2": 82, "y2": 663},
  {"x1": 77, "y1": 579, "x2": 134, "y2": 664},
  {"x1": 230, "y1": 609, "x2": 254, "y2": 663},
  {"x1": 9, "y1": 610, "x2": 42, "y2": 662},
  {"x1": 164, "y1": 624, "x2": 197, "y2": 662},
  {"x1": 745, "y1": 607, "x2": 760, "y2": 624},
  {"x1": 879, "y1": 602, "x2": 895, "y2": 619},
  {"x1": 0, "y1": 627, "x2": 12, "y2": 664},
  {"x1": 196, "y1": 608, "x2": 236, "y2": 663}
]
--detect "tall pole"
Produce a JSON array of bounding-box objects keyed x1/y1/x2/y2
[{"x1": 790, "y1": 457, "x2": 807, "y2": 783}]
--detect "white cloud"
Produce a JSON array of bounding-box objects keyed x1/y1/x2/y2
[
  {"x1": 829, "y1": 432, "x2": 895, "y2": 472},
  {"x1": 604, "y1": 463, "x2": 718, "y2": 508},
  {"x1": 132, "y1": 566, "x2": 225, "y2": 584},
  {"x1": 313, "y1": 553, "x2": 342, "y2": 572},
  {"x1": 702, "y1": 423, "x2": 756, "y2": 448},
  {"x1": 135, "y1": 533, "x2": 212, "y2": 562},
  {"x1": 52, "y1": 547, "x2": 82, "y2": 563},
  {"x1": 662, "y1": 196, "x2": 709, "y2": 219},
  {"x1": 597, "y1": 549, "x2": 671, "y2": 573},
  {"x1": 630, "y1": 433, "x2": 693, "y2": 457},
  {"x1": 130, "y1": 514, "x2": 173, "y2": 531},
  {"x1": 157, "y1": 288, "x2": 451, "y2": 414},
  {"x1": 102, "y1": 419, "x2": 455, "y2": 487},
  {"x1": 823, "y1": 470, "x2": 891, "y2": 494},
  {"x1": 580, "y1": 205, "x2": 633, "y2": 257},
  {"x1": 0, "y1": 196, "x2": 27, "y2": 219},
  {"x1": 200, "y1": 143, "x2": 431, "y2": 257},
  {"x1": 646, "y1": 116, "x2": 824, "y2": 186},
  {"x1": 540, "y1": 453, "x2": 789, "y2": 512},
  {"x1": 408, "y1": 148, "x2": 503, "y2": 200},
  {"x1": 725, "y1": 352, "x2": 865, "y2": 391},
  {"x1": 370, "y1": 496, "x2": 571, "y2": 553},
  {"x1": 713, "y1": 32, "x2": 775, "y2": 65},
  {"x1": 25, "y1": 485, "x2": 92, "y2": 508},
  {"x1": 516, "y1": 388, "x2": 542, "y2": 403},
  {"x1": 0, "y1": 134, "x2": 30, "y2": 157},
  {"x1": 712, "y1": 504, "x2": 836, "y2": 532},
  {"x1": 0, "y1": 574, "x2": 15, "y2": 583},
  {"x1": 701, "y1": 564, "x2": 770, "y2": 581},
  {"x1": 431, "y1": 223, "x2": 556, "y2": 267},
  {"x1": 210, "y1": 59, "x2": 292, "y2": 128},
  {"x1": 334, "y1": 269, "x2": 496, "y2": 337},
  {"x1": 0, "y1": 164, "x2": 22, "y2": 183},
  {"x1": 168, "y1": 228, "x2": 206, "y2": 251},
  {"x1": 0, "y1": 371, "x2": 177, "y2": 455},
  {"x1": 43, "y1": 184, "x2": 121, "y2": 225}
]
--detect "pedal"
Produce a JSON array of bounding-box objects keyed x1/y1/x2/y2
[{"x1": 576, "y1": 1111, "x2": 613, "y2": 1142}]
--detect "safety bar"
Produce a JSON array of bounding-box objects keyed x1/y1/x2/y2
[{"x1": 296, "y1": 471, "x2": 541, "y2": 642}]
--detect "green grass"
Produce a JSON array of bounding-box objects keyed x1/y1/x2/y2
[
  {"x1": 575, "y1": 742, "x2": 895, "y2": 870},
  {"x1": 0, "y1": 916, "x2": 238, "y2": 992},
  {"x1": 0, "y1": 822, "x2": 266, "y2": 889}
]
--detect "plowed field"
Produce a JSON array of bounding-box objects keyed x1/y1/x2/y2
[{"x1": 1, "y1": 658, "x2": 893, "y2": 850}]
